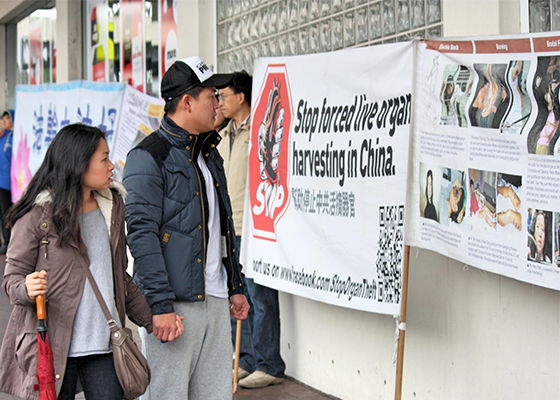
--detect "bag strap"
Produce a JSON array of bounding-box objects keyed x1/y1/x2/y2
[{"x1": 74, "y1": 249, "x2": 119, "y2": 330}]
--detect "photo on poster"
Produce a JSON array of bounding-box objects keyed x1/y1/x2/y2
[
  {"x1": 469, "y1": 63, "x2": 509, "y2": 129},
  {"x1": 528, "y1": 209, "x2": 553, "y2": 264},
  {"x1": 527, "y1": 56, "x2": 560, "y2": 155},
  {"x1": 419, "y1": 163, "x2": 442, "y2": 222},
  {"x1": 495, "y1": 173, "x2": 522, "y2": 232},
  {"x1": 554, "y1": 213, "x2": 560, "y2": 268},
  {"x1": 439, "y1": 168, "x2": 466, "y2": 227},
  {"x1": 500, "y1": 60, "x2": 532, "y2": 135},
  {"x1": 468, "y1": 169, "x2": 497, "y2": 232},
  {"x1": 439, "y1": 64, "x2": 474, "y2": 127}
]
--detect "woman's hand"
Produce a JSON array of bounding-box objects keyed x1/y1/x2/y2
[
  {"x1": 25, "y1": 270, "x2": 47, "y2": 300},
  {"x1": 175, "y1": 314, "x2": 185, "y2": 338},
  {"x1": 152, "y1": 312, "x2": 185, "y2": 342}
]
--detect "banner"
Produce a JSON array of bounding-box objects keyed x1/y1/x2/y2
[
  {"x1": 111, "y1": 85, "x2": 164, "y2": 182},
  {"x1": 407, "y1": 32, "x2": 560, "y2": 291},
  {"x1": 241, "y1": 43, "x2": 414, "y2": 315},
  {"x1": 12, "y1": 81, "x2": 125, "y2": 202}
]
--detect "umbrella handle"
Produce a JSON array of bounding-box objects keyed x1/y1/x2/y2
[{"x1": 36, "y1": 294, "x2": 46, "y2": 321}]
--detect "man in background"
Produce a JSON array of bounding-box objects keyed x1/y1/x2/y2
[{"x1": 218, "y1": 71, "x2": 286, "y2": 388}]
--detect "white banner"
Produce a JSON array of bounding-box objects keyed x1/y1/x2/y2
[
  {"x1": 406, "y1": 32, "x2": 560, "y2": 291},
  {"x1": 12, "y1": 81, "x2": 125, "y2": 202},
  {"x1": 241, "y1": 43, "x2": 414, "y2": 315},
  {"x1": 112, "y1": 85, "x2": 164, "y2": 182}
]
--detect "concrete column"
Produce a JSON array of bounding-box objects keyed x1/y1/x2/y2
[
  {"x1": 499, "y1": 0, "x2": 523, "y2": 34},
  {"x1": 176, "y1": 0, "x2": 215, "y2": 68},
  {"x1": 0, "y1": 25, "x2": 6, "y2": 111},
  {"x1": 55, "y1": 0, "x2": 82, "y2": 83},
  {"x1": 442, "y1": 0, "x2": 524, "y2": 37},
  {"x1": 5, "y1": 23, "x2": 17, "y2": 110},
  {"x1": 442, "y1": 0, "x2": 501, "y2": 37}
]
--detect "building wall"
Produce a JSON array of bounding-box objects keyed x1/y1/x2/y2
[{"x1": 279, "y1": 248, "x2": 560, "y2": 399}]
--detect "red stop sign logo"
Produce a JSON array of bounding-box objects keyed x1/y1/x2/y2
[{"x1": 249, "y1": 65, "x2": 293, "y2": 241}]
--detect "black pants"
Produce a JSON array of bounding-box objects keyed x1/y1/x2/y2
[
  {"x1": 58, "y1": 353, "x2": 123, "y2": 400},
  {"x1": 0, "y1": 188, "x2": 11, "y2": 246}
]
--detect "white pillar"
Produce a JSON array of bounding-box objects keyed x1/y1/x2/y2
[
  {"x1": 55, "y1": 0, "x2": 82, "y2": 83},
  {"x1": 176, "y1": 0, "x2": 216, "y2": 68},
  {"x1": 442, "y1": 0, "x2": 523, "y2": 37},
  {"x1": 4, "y1": 23, "x2": 17, "y2": 110},
  {"x1": 0, "y1": 24, "x2": 6, "y2": 111}
]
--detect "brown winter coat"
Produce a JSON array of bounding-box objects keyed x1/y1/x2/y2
[
  {"x1": 217, "y1": 117, "x2": 250, "y2": 235},
  {"x1": 0, "y1": 183, "x2": 153, "y2": 400}
]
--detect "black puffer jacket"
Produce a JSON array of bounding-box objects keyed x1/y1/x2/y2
[{"x1": 123, "y1": 115, "x2": 245, "y2": 314}]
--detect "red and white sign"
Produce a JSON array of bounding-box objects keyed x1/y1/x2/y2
[{"x1": 249, "y1": 65, "x2": 293, "y2": 241}]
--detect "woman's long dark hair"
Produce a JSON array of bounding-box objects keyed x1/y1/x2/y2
[
  {"x1": 450, "y1": 187, "x2": 465, "y2": 223},
  {"x1": 7, "y1": 124, "x2": 106, "y2": 252},
  {"x1": 425, "y1": 169, "x2": 434, "y2": 204}
]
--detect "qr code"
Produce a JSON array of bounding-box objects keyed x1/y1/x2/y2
[{"x1": 376, "y1": 205, "x2": 404, "y2": 304}]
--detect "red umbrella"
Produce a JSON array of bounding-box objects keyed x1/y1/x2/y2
[{"x1": 34, "y1": 294, "x2": 57, "y2": 400}]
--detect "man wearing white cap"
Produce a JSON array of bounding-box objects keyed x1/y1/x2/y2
[{"x1": 123, "y1": 56, "x2": 250, "y2": 399}]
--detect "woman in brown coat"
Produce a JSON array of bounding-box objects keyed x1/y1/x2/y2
[{"x1": 0, "y1": 124, "x2": 183, "y2": 399}]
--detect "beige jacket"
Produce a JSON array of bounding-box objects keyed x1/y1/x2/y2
[
  {"x1": 0, "y1": 183, "x2": 153, "y2": 399},
  {"x1": 218, "y1": 118, "x2": 250, "y2": 235}
]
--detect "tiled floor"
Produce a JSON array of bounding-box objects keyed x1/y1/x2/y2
[{"x1": 0, "y1": 256, "x2": 338, "y2": 400}]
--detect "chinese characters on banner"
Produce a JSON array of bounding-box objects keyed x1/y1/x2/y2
[
  {"x1": 11, "y1": 82, "x2": 124, "y2": 202},
  {"x1": 12, "y1": 82, "x2": 164, "y2": 204}
]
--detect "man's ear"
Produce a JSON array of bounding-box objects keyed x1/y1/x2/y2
[
  {"x1": 238, "y1": 92, "x2": 246, "y2": 106},
  {"x1": 182, "y1": 94, "x2": 191, "y2": 112}
]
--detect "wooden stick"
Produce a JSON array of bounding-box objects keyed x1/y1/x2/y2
[
  {"x1": 394, "y1": 245, "x2": 411, "y2": 400},
  {"x1": 233, "y1": 319, "x2": 242, "y2": 394}
]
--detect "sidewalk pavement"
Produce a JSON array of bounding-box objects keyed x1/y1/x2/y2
[{"x1": 0, "y1": 256, "x2": 338, "y2": 400}]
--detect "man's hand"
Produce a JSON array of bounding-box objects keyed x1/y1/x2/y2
[
  {"x1": 230, "y1": 294, "x2": 250, "y2": 320},
  {"x1": 153, "y1": 312, "x2": 185, "y2": 342}
]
